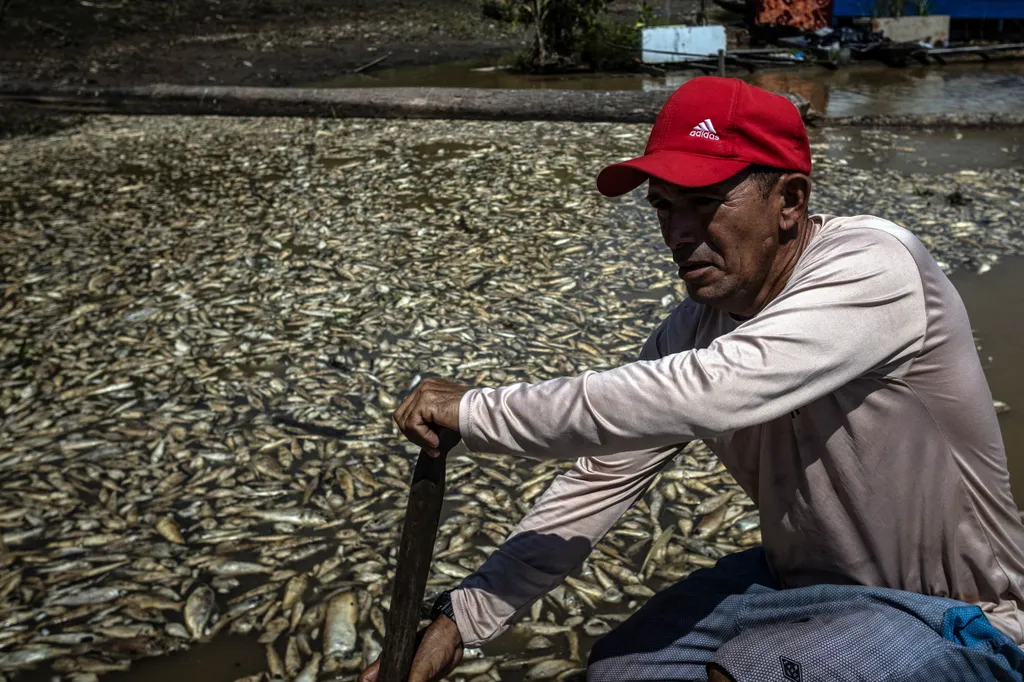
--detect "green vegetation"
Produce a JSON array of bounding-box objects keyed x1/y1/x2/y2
[{"x1": 506, "y1": 0, "x2": 659, "y2": 73}]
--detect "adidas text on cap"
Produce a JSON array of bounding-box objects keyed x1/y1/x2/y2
[{"x1": 596, "y1": 76, "x2": 812, "y2": 197}]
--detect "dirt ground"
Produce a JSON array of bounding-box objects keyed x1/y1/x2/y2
[
  {"x1": 0, "y1": 0, "x2": 529, "y2": 87},
  {"x1": 0, "y1": 0, "x2": 712, "y2": 87}
]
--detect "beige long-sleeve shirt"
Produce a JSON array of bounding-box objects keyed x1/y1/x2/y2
[{"x1": 449, "y1": 214, "x2": 1024, "y2": 647}]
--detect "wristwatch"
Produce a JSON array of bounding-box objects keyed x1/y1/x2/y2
[{"x1": 430, "y1": 589, "x2": 457, "y2": 623}]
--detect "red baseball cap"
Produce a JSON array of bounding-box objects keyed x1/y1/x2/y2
[{"x1": 596, "y1": 76, "x2": 811, "y2": 197}]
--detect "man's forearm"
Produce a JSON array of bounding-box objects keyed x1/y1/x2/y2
[{"x1": 448, "y1": 443, "x2": 682, "y2": 647}]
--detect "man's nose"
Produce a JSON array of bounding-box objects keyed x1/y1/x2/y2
[{"x1": 662, "y1": 211, "x2": 702, "y2": 250}]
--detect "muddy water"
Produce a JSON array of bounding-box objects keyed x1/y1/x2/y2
[
  {"x1": 316, "y1": 58, "x2": 1024, "y2": 118},
  {"x1": 813, "y1": 128, "x2": 1024, "y2": 174},
  {"x1": 100, "y1": 637, "x2": 266, "y2": 682},
  {"x1": 950, "y1": 257, "x2": 1024, "y2": 504},
  {"x1": 18, "y1": 636, "x2": 266, "y2": 682}
]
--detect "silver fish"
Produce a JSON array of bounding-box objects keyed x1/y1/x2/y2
[
  {"x1": 323, "y1": 591, "x2": 358, "y2": 657},
  {"x1": 294, "y1": 652, "x2": 321, "y2": 682},
  {"x1": 184, "y1": 584, "x2": 216, "y2": 639}
]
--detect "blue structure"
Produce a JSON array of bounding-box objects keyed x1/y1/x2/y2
[{"x1": 832, "y1": 0, "x2": 1024, "y2": 19}]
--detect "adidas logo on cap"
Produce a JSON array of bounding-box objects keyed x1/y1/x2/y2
[{"x1": 689, "y1": 118, "x2": 720, "y2": 141}]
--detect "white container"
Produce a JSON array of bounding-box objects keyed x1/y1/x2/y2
[
  {"x1": 871, "y1": 15, "x2": 951, "y2": 45},
  {"x1": 641, "y1": 25, "x2": 727, "y2": 64}
]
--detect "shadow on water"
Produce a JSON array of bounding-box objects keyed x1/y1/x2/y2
[{"x1": 950, "y1": 257, "x2": 1024, "y2": 503}]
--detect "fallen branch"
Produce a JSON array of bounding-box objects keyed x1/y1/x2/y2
[{"x1": 352, "y1": 51, "x2": 393, "y2": 75}]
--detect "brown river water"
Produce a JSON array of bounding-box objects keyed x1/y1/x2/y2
[
  {"x1": 18, "y1": 61, "x2": 1024, "y2": 682},
  {"x1": 313, "y1": 59, "x2": 1024, "y2": 118}
]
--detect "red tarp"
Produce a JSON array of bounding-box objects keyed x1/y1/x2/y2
[{"x1": 756, "y1": 0, "x2": 834, "y2": 30}]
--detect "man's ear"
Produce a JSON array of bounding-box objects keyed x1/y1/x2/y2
[{"x1": 779, "y1": 173, "x2": 811, "y2": 231}]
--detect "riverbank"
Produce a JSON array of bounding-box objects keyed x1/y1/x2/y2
[
  {"x1": 0, "y1": 0, "x2": 526, "y2": 88},
  {"x1": 0, "y1": 114, "x2": 1021, "y2": 681}
]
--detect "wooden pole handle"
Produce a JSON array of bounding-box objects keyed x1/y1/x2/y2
[{"x1": 378, "y1": 428, "x2": 462, "y2": 682}]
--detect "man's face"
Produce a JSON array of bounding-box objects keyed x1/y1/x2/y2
[{"x1": 647, "y1": 171, "x2": 782, "y2": 317}]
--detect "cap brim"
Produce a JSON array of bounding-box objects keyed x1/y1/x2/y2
[{"x1": 596, "y1": 150, "x2": 752, "y2": 198}]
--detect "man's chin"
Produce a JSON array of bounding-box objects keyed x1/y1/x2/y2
[{"x1": 682, "y1": 282, "x2": 723, "y2": 308}]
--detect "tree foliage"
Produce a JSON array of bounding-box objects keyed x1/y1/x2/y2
[{"x1": 512, "y1": 0, "x2": 610, "y2": 69}]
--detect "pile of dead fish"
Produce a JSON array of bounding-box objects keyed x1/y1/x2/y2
[{"x1": 0, "y1": 116, "x2": 1020, "y2": 682}]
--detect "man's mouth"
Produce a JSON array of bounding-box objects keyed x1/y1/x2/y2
[{"x1": 677, "y1": 261, "x2": 716, "y2": 282}]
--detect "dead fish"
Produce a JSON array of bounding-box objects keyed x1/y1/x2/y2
[
  {"x1": 526, "y1": 635, "x2": 553, "y2": 650},
  {"x1": 336, "y1": 469, "x2": 356, "y2": 501},
  {"x1": 0, "y1": 646, "x2": 66, "y2": 669},
  {"x1": 96, "y1": 624, "x2": 157, "y2": 639},
  {"x1": 156, "y1": 517, "x2": 185, "y2": 544},
  {"x1": 455, "y1": 659, "x2": 495, "y2": 675},
  {"x1": 165, "y1": 623, "x2": 190, "y2": 639},
  {"x1": 247, "y1": 509, "x2": 329, "y2": 527},
  {"x1": 123, "y1": 594, "x2": 181, "y2": 612},
  {"x1": 584, "y1": 618, "x2": 611, "y2": 637},
  {"x1": 564, "y1": 576, "x2": 603, "y2": 602},
  {"x1": 601, "y1": 586, "x2": 623, "y2": 604},
  {"x1": 280, "y1": 573, "x2": 307, "y2": 610},
  {"x1": 694, "y1": 491, "x2": 735, "y2": 516},
  {"x1": 513, "y1": 622, "x2": 571, "y2": 636},
  {"x1": 641, "y1": 526, "x2": 675, "y2": 572},
  {"x1": 623, "y1": 584, "x2": 656, "y2": 598},
  {"x1": 294, "y1": 652, "x2": 321, "y2": 682},
  {"x1": 49, "y1": 587, "x2": 126, "y2": 607},
  {"x1": 38, "y1": 633, "x2": 102, "y2": 646},
  {"x1": 694, "y1": 505, "x2": 729, "y2": 540},
  {"x1": 567, "y1": 628, "x2": 581, "y2": 661},
  {"x1": 324, "y1": 591, "x2": 358, "y2": 657},
  {"x1": 258, "y1": 617, "x2": 290, "y2": 644},
  {"x1": 593, "y1": 561, "x2": 640, "y2": 585},
  {"x1": 733, "y1": 514, "x2": 760, "y2": 533},
  {"x1": 184, "y1": 584, "x2": 216, "y2": 639},
  {"x1": 209, "y1": 560, "x2": 274, "y2": 577},
  {"x1": 525, "y1": 659, "x2": 581, "y2": 681},
  {"x1": 285, "y1": 636, "x2": 302, "y2": 677},
  {"x1": 435, "y1": 561, "x2": 471, "y2": 580},
  {"x1": 266, "y1": 643, "x2": 285, "y2": 679}
]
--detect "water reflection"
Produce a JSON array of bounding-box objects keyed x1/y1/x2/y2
[
  {"x1": 950, "y1": 257, "x2": 1024, "y2": 503},
  {"x1": 316, "y1": 56, "x2": 1024, "y2": 118}
]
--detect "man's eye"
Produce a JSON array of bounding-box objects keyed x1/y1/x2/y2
[{"x1": 692, "y1": 196, "x2": 721, "y2": 209}]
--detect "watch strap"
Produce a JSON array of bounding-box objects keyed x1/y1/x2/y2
[{"x1": 430, "y1": 589, "x2": 456, "y2": 623}]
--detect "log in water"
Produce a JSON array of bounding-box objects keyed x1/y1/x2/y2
[{"x1": 3, "y1": 82, "x2": 1024, "y2": 128}]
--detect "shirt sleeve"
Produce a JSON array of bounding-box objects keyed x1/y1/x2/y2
[
  {"x1": 449, "y1": 442, "x2": 682, "y2": 646},
  {"x1": 448, "y1": 319, "x2": 689, "y2": 648},
  {"x1": 457, "y1": 227, "x2": 928, "y2": 460}
]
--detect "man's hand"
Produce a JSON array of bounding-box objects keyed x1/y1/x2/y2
[
  {"x1": 393, "y1": 377, "x2": 468, "y2": 457},
  {"x1": 358, "y1": 615, "x2": 464, "y2": 682}
]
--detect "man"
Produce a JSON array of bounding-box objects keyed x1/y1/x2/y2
[{"x1": 361, "y1": 77, "x2": 1024, "y2": 681}]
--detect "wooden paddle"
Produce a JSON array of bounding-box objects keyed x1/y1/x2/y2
[{"x1": 378, "y1": 427, "x2": 462, "y2": 682}]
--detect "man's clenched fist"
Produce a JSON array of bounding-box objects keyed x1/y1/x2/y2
[{"x1": 393, "y1": 377, "x2": 469, "y2": 457}]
